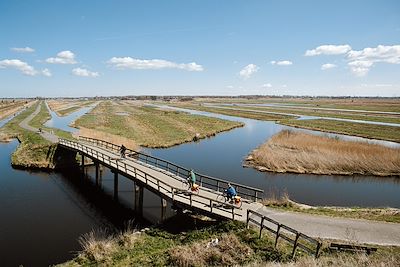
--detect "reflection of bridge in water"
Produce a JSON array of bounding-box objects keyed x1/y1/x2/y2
[{"x1": 58, "y1": 136, "x2": 264, "y2": 221}]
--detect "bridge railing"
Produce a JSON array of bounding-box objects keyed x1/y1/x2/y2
[
  {"x1": 59, "y1": 138, "x2": 243, "y2": 220},
  {"x1": 246, "y1": 210, "x2": 322, "y2": 258},
  {"x1": 78, "y1": 136, "x2": 264, "y2": 202}
]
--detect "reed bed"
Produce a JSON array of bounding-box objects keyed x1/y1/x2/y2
[{"x1": 246, "y1": 130, "x2": 400, "y2": 176}]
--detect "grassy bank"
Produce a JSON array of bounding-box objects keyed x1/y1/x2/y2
[
  {"x1": 73, "y1": 101, "x2": 244, "y2": 148},
  {"x1": 170, "y1": 102, "x2": 296, "y2": 121},
  {"x1": 59, "y1": 214, "x2": 400, "y2": 267},
  {"x1": 280, "y1": 118, "x2": 400, "y2": 143},
  {"x1": 0, "y1": 101, "x2": 73, "y2": 169},
  {"x1": 0, "y1": 100, "x2": 30, "y2": 120},
  {"x1": 263, "y1": 194, "x2": 400, "y2": 224},
  {"x1": 47, "y1": 100, "x2": 95, "y2": 116},
  {"x1": 229, "y1": 105, "x2": 400, "y2": 124},
  {"x1": 246, "y1": 130, "x2": 400, "y2": 176}
]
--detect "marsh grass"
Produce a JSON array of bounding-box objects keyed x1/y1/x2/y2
[{"x1": 247, "y1": 130, "x2": 400, "y2": 176}]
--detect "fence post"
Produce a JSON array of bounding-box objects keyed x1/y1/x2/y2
[
  {"x1": 246, "y1": 210, "x2": 250, "y2": 228},
  {"x1": 315, "y1": 242, "x2": 322, "y2": 258},
  {"x1": 255, "y1": 191, "x2": 258, "y2": 202},
  {"x1": 210, "y1": 199, "x2": 213, "y2": 213},
  {"x1": 275, "y1": 224, "x2": 281, "y2": 248},
  {"x1": 259, "y1": 217, "x2": 265, "y2": 238},
  {"x1": 291, "y1": 232, "x2": 300, "y2": 258},
  {"x1": 217, "y1": 181, "x2": 220, "y2": 192},
  {"x1": 190, "y1": 194, "x2": 192, "y2": 206},
  {"x1": 232, "y1": 206, "x2": 235, "y2": 220}
]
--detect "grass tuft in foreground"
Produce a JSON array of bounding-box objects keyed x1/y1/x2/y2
[{"x1": 246, "y1": 130, "x2": 400, "y2": 176}]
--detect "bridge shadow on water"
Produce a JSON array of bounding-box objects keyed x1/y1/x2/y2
[{"x1": 56, "y1": 166, "x2": 152, "y2": 231}]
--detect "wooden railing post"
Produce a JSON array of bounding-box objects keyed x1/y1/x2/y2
[
  {"x1": 275, "y1": 224, "x2": 281, "y2": 248},
  {"x1": 246, "y1": 210, "x2": 250, "y2": 228},
  {"x1": 315, "y1": 242, "x2": 322, "y2": 258},
  {"x1": 292, "y1": 232, "x2": 300, "y2": 258},
  {"x1": 259, "y1": 217, "x2": 265, "y2": 238}
]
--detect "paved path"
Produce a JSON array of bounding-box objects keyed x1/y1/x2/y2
[
  {"x1": 251, "y1": 204, "x2": 400, "y2": 246},
  {"x1": 19, "y1": 102, "x2": 59, "y2": 143}
]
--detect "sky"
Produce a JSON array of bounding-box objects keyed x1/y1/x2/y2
[{"x1": 0, "y1": 0, "x2": 399, "y2": 97}]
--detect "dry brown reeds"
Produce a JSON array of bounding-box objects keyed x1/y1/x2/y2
[
  {"x1": 246, "y1": 130, "x2": 400, "y2": 176},
  {"x1": 169, "y1": 233, "x2": 253, "y2": 267},
  {"x1": 74, "y1": 127, "x2": 138, "y2": 150}
]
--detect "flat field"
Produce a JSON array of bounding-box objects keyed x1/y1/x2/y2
[{"x1": 73, "y1": 101, "x2": 244, "y2": 148}]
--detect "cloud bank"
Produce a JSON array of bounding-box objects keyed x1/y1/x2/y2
[{"x1": 107, "y1": 57, "x2": 203, "y2": 71}]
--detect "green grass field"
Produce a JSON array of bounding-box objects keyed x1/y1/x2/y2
[{"x1": 74, "y1": 101, "x2": 244, "y2": 148}]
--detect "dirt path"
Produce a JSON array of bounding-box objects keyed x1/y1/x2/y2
[
  {"x1": 19, "y1": 103, "x2": 59, "y2": 143},
  {"x1": 250, "y1": 203, "x2": 400, "y2": 246}
]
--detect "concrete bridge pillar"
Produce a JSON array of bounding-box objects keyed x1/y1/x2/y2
[
  {"x1": 134, "y1": 182, "x2": 144, "y2": 216},
  {"x1": 81, "y1": 153, "x2": 85, "y2": 172},
  {"x1": 114, "y1": 171, "x2": 118, "y2": 200},
  {"x1": 161, "y1": 198, "x2": 167, "y2": 222},
  {"x1": 95, "y1": 162, "x2": 100, "y2": 186}
]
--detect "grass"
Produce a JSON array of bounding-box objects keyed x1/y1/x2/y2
[
  {"x1": 262, "y1": 193, "x2": 400, "y2": 223},
  {"x1": 59, "y1": 213, "x2": 400, "y2": 267},
  {"x1": 230, "y1": 105, "x2": 400, "y2": 124},
  {"x1": 280, "y1": 118, "x2": 400, "y2": 143},
  {"x1": 59, "y1": 216, "x2": 290, "y2": 267},
  {"x1": 171, "y1": 102, "x2": 296, "y2": 121},
  {"x1": 0, "y1": 100, "x2": 30, "y2": 120},
  {"x1": 246, "y1": 130, "x2": 400, "y2": 176},
  {"x1": 73, "y1": 101, "x2": 244, "y2": 148},
  {"x1": 0, "y1": 100, "x2": 73, "y2": 169},
  {"x1": 47, "y1": 100, "x2": 95, "y2": 116}
]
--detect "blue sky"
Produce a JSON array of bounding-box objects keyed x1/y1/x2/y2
[{"x1": 0, "y1": 0, "x2": 399, "y2": 97}]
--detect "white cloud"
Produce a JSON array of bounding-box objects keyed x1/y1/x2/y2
[
  {"x1": 348, "y1": 60, "x2": 373, "y2": 76},
  {"x1": 226, "y1": 85, "x2": 234, "y2": 89},
  {"x1": 270, "y1": 60, "x2": 293, "y2": 66},
  {"x1": 72, "y1": 67, "x2": 99, "y2": 77},
  {"x1": 346, "y1": 45, "x2": 400, "y2": 76},
  {"x1": 41, "y1": 68, "x2": 52, "y2": 77},
  {"x1": 0, "y1": 59, "x2": 38, "y2": 76},
  {"x1": 321, "y1": 63, "x2": 337, "y2": 70},
  {"x1": 239, "y1": 64, "x2": 259, "y2": 80},
  {"x1": 305, "y1": 44, "x2": 352, "y2": 56},
  {"x1": 262, "y1": 83, "x2": 272, "y2": 88},
  {"x1": 46, "y1": 50, "x2": 77, "y2": 64},
  {"x1": 107, "y1": 57, "x2": 203, "y2": 71},
  {"x1": 347, "y1": 45, "x2": 400, "y2": 63},
  {"x1": 11, "y1": 47, "x2": 35, "y2": 53}
]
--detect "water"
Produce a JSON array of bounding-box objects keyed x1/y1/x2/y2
[
  {"x1": 44, "y1": 103, "x2": 94, "y2": 133},
  {"x1": 146, "y1": 106, "x2": 400, "y2": 208}
]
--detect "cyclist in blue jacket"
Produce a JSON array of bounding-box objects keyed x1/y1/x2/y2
[{"x1": 225, "y1": 183, "x2": 237, "y2": 202}]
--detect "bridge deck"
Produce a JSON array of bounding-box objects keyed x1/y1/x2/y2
[{"x1": 59, "y1": 139, "x2": 258, "y2": 220}]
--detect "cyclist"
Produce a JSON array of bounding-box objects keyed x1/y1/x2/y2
[
  {"x1": 120, "y1": 144, "x2": 126, "y2": 159},
  {"x1": 225, "y1": 183, "x2": 237, "y2": 202},
  {"x1": 188, "y1": 169, "x2": 196, "y2": 188}
]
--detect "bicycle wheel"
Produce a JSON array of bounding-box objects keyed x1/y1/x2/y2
[{"x1": 216, "y1": 194, "x2": 226, "y2": 204}]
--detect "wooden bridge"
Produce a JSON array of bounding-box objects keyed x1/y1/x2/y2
[{"x1": 58, "y1": 136, "x2": 264, "y2": 221}]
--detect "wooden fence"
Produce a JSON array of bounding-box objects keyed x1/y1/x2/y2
[{"x1": 246, "y1": 210, "x2": 322, "y2": 258}]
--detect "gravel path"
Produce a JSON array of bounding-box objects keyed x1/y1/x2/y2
[
  {"x1": 19, "y1": 102, "x2": 59, "y2": 143},
  {"x1": 252, "y1": 203, "x2": 400, "y2": 246}
]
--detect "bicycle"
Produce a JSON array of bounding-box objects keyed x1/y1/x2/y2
[
  {"x1": 216, "y1": 191, "x2": 242, "y2": 208},
  {"x1": 181, "y1": 178, "x2": 200, "y2": 195}
]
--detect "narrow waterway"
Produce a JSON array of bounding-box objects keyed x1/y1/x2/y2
[{"x1": 145, "y1": 106, "x2": 400, "y2": 208}]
